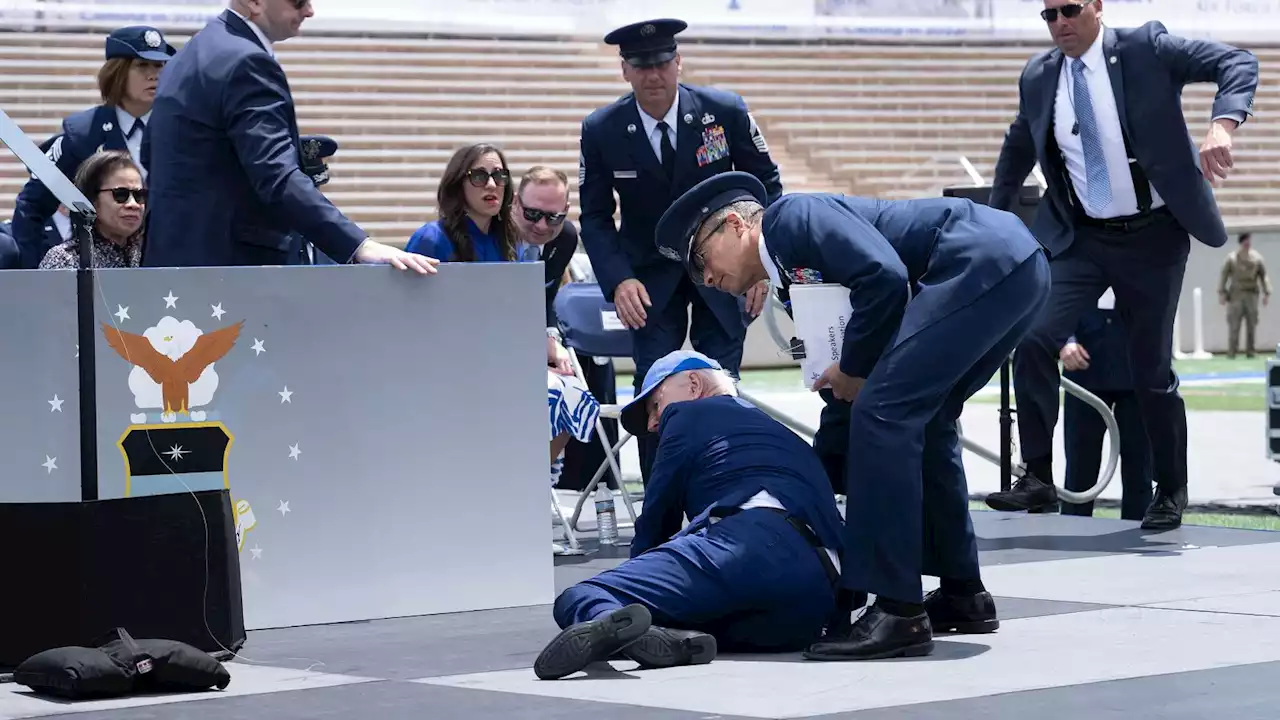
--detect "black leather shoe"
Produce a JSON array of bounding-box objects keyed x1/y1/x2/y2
[
  {"x1": 1140, "y1": 486, "x2": 1188, "y2": 531},
  {"x1": 924, "y1": 589, "x2": 999, "y2": 634},
  {"x1": 803, "y1": 604, "x2": 933, "y2": 661},
  {"x1": 985, "y1": 474, "x2": 1059, "y2": 512},
  {"x1": 623, "y1": 626, "x2": 717, "y2": 669},
  {"x1": 534, "y1": 604, "x2": 651, "y2": 680}
]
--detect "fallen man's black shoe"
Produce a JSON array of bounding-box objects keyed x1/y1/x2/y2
[
  {"x1": 624, "y1": 626, "x2": 717, "y2": 669},
  {"x1": 534, "y1": 604, "x2": 652, "y2": 680}
]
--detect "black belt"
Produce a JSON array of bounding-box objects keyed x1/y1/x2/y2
[
  {"x1": 715, "y1": 506, "x2": 840, "y2": 587},
  {"x1": 1075, "y1": 205, "x2": 1172, "y2": 234}
]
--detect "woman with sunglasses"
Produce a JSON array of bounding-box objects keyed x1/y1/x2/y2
[
  {"x1": 11, "y1": 25, "x2": 174, "y2": 269},
  {"x1": 38, "y1": 150, "x2": 147, "y2": 269},
  {"x1": 405, "y1": 144, "x2": 519, "y2": 262}
]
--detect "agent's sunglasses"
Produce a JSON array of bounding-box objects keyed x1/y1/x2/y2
[
  {"x1": 1040, "y1": 2, "x2": 1090, "y2": 22},
  {"x1": 467, "y1": 168, "x2": 510, "y2": 187},
  {"x1": 101, "y1": 187, "x2": 147, "y2": 204},
  {"x1": 521, "y1": 206, "x2": 567, "y2": 225}
]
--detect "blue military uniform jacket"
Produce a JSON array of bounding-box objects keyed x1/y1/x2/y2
[
  {"x1": 11, "y1": 106, "x2": 130, "y2": 268},
  {"x1": 762, "y1": 194, "x2": 1043, "y2": 379},
  {"x1": 578, "y1": 83, "x2": 782, "y2": 334},
  {"x1": 631, "y1": 394, "x2": 844, "y2": 558},
  {"x1": 1064, "y1": 308, "x2": 1134, "y2": 393}
]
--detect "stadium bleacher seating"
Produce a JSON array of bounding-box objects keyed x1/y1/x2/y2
[{"x1": 0, "y1": 29, "x2": 1273, "y2": 248}]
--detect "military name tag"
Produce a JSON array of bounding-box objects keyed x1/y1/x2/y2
[
  {"x1": 696, "y1": 125, "x2": 729, "y2": 167},
  {"x1": 613, "y1": 170, "x2": 638, "y2": 179}
]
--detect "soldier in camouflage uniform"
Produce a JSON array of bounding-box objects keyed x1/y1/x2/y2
[{"x1": 1219, "y1": 233, "x2": 1271, "y2": 358}]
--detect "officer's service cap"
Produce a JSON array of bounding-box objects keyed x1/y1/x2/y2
[
  {"x1": 655, "y1": 171, "x2": 769, "y2": 279},
  {"x1": 300, "y1": 135, "x2": 338, "y2": 186},
  {"x1": 604, "y1": 18, "x2": 687, "y2": 67},
  {"x1": 621, "y1": 350, "x2": 725, "y2": 436},
  {"x1": 106, "y1": 26, "x2": 177, "y2": 62}
]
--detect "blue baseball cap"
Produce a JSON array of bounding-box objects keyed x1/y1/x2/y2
[
  {"x1": 655, "y1": 171, "x2": 768, "y2": 281},
  {"x1": 106, "y1": 26, "x2": 177, "y2": 62},
  {"x1": 620, "y1": 350, "x2": 724, "y2": 436}
]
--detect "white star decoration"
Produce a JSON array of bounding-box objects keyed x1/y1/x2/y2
[
  {"x1": 114, "y1": 305, "x2": 130, "y2": 322},
  {"x1": 42, "y1": 456, "x2": 56, "y2": 473},
  {"x1": 211, "y1": 303, "x2": 226, "y2": 320},
  {"x1": 48, "y1": 394, "x2": 63, "y2": 412},
  {"x1": 279, "y1": 387, "x2": 293, "y2": 403},
  {"x1": 163, "y1": 291, "x2": 178, "y2": 308},
  {"x1": 250, "y1": 545, "x2": 263, "y2": 560},
  {"x1": 277, "y1": 500, "x2": 291, "y2": 516},
  {"x1": 251, "y1": 339, "x2": 266, "y2": 356},
  {"x1": 288, "y1": 443, "x2": 301, "y2": 460},
  {"x1": 165, "y1": 445, "x2": 189, "y2": 462}
]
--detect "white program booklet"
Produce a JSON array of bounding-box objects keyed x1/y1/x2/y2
[{"x1": 788, "y1": 283, "x2": 853, "y2": 389}]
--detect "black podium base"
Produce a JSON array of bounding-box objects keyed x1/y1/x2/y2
[{"x1": 0, "y1": 489, "x2": 246, "y2": 671}]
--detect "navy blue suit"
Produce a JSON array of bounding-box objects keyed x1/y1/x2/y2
[
  {"x1": 11, "y1": 107, "x2": 129, "y2": 269},
  {"x1": 762, "y1": 194, "x2": 1050, "y2": 604},
  {"x1": 141, "y1": 10, "x2": 365, "y2": 267},
  {"x1": 990, "y1": 22, "x2": 1257, "y2": 497},
  {"x1": 553, "y1": 395, "x2": 841, "y2": 652},
  {"x1": 1062, "y1": 309, "x2": 1154, "y2": 519},
  {"x1": 578, "y1": 84, "x2": 781, "y2": 478}
]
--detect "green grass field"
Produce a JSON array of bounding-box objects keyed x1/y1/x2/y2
[{"x1": 622, "y1": 355, "x2": 1271, "y2": 412}]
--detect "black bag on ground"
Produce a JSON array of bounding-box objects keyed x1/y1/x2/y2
[{"x1": 13, "y1": 628, "x2": 230, "y2": 700}]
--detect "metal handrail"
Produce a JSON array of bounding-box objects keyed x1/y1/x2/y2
[{"x1": 760, "y1": 292, "x2": 1119, "y2": 504}]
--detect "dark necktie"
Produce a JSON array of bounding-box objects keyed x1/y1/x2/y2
[
  {"x1": 656, "y1": 121, "x2": 675, "y2": 179},
  {"x1": 126, "y1": 119, "x2": 144, "y2": 140}
]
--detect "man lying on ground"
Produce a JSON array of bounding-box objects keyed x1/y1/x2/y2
[{"x1": 534, "y1": 350, "x2": 844, "y2": 680}]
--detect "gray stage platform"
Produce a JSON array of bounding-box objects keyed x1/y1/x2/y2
[{"x1": 4, "y1": 510, "x2": 1280, "y2": 719}]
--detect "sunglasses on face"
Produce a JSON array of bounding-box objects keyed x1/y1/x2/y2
[
  {"x1": 101, "y1": 187, "x2": 147, "y2": 204},
  {"x1": 1040, "y1": 2, "x2": 1090, "y2": 22},
  {"x1": 467, "y1": 168, "x2": 510, "y2": 187},
  {"x1": 521, "y1": 205, "x2": 567, "y2": 225}
]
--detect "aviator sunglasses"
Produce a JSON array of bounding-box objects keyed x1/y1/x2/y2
[
  {"x1": 1039, "y1": 1, "x2": 1092, "y2": 22},
  {"x1": 521, "y1": 206, "x2": 567, "y2": 225},
  {"x1": 466, "y1": 168, "x2": 510, "y2": 187},
  {"x1": 101, "y1": 187, "x2": 147, "y2": 204}
]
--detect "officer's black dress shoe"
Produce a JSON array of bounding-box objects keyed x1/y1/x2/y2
[
  {"x1": 985, "y1": 474, "x2": 1059, "y2": 512},
  {"x1": 924, "y1": 589, "x2": 999, "y2": 634},
  {"x1": 533, "y1": 604, "x2": 651, "y2": 680},
  {"x1": 803, "y1": 604, "x2": 933, "y2": 661},
  {"x1": 623, "y1": 626, "x2": 717, "y2": 669},
  {"x1": 1140, "y1": 486, "x2": 1188, "y2": 531}
]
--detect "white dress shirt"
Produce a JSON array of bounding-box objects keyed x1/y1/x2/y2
[
  {"x1": 635, "y1": 97, "x2": 680, "y2": 162},
  {"x1": 229, "y1": 8, "x2": 275, "y2": 57},
  {"x1": 114, "y1": 106, "x2": 150, "y2": 178},
  {"x1": 1054, "y1": 27, "x2": 1244, "y2": 220}
]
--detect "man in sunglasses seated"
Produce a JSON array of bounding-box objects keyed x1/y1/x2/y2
[{"x1": 534, "y1": 350, "x2": 843, "y2": 680}]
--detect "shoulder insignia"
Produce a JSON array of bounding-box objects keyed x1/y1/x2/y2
[
  {"x1": 748, "y1": 113, "x2": 769, "y2": 154},
  {"x1": 45, "y1": 135, "x2": 63, "y2": 164}
]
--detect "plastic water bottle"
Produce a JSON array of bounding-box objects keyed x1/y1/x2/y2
[{"x1": 594, "y1": 485, "x2": 618, "y2": 545}]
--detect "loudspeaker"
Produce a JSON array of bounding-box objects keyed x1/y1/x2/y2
[
  {"x1": 0, "y1": 490, "x2": 246, "y2": 671},
  {"x1": 943, "y1": 184, "x2": 1042, "y2": 229}
]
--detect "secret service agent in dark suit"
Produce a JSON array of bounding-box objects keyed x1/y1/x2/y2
[
  {"x1": 656, "y1": 171, "x2": 1051, "y2": 661},
  {"x1": 534, "y1": 350, "x2": 842, "y2": 680},
  {"x1": 142, "y1": 5, "x2": 431, "y2": 273},
  {"x1": 578, "y1": 18, "x2": 783, "y2": 483},
  {"x1": 1060, "y1": 303, "x2": 1155, "y2": 520},
  {"x1": 984, "y1": 6, "x2": 1258, "y2": 531},
  {"x1": 11, "y1": 26, "x2": 175, "y2": 269}
]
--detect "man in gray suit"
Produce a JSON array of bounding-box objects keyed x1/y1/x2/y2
[{"x1": 984, "y1": 0, "x2": 1258, "y2": 531}]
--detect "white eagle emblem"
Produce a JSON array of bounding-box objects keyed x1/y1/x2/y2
[{"x1": 145, "y1": 30, "x2": 162, "y2": 48}]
